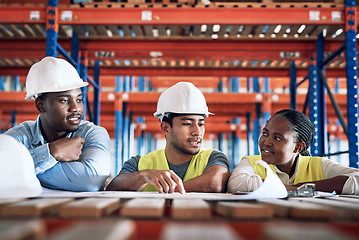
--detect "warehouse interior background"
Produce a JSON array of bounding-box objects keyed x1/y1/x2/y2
[{"x1": 0, "y1": 0, "x2": 358, "y2": 177}]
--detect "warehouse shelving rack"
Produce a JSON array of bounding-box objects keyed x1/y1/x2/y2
[{"x1": 0, "y1": 0, "x2": 358, "y2": 169}]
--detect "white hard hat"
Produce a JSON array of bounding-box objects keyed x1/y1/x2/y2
[
  {"x1": 0, "y1": 134, "x2": 42, "y2": 198},
  {"x1": 25, "y1": 56, "x2": 89, "y2": 100},
  {"x1": 153, "y1": 82, "x2": 213, "y2": 121}
]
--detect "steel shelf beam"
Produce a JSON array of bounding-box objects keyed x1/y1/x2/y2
[
  {"x1": 0, "y1": 6, "x2": 347, "y2": 25},
  {"x1": 0, "y1": 66, "x2": 347, "y2": 78}
]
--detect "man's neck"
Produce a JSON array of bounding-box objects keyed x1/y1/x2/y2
[{"x1": 164, "y1": 147, "x2": 193, "y2": 166}]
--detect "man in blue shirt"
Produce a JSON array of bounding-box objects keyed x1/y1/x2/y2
[
  {"x1": 106, "y1": 82, "x2": 230, "y2": 193},
  {"x1": 5, "y1": 57, "x2": 111, "y2": 192}
]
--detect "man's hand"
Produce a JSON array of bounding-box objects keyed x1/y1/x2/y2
[
  {"x1": 139, "y1": 169, "x2": 186, "y2": 194},
  {"x1": 49, "y1": 137, "x2": 84, "y2": 162}
]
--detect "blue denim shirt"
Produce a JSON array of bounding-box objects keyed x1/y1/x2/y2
[{"x1": 5, "y1": 116, "x2": 111, "y2": 192}]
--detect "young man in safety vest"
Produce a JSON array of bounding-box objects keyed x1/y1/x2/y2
[
  {"x1": 5, "y1": 57, "x2": 111, "y2": 192},
  {"x1": 106, "y1": 82, "x2": 230, "y2": 193}
]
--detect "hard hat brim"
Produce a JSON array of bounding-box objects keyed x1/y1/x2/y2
[{"x1": 25, "y1": 81, "x2": 89, "y2": 100}]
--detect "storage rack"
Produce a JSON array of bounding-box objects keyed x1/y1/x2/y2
[{"x1": 0, "y1": 0, "x2": 358, "y2": 170}]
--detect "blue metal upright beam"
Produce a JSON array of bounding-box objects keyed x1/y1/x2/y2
[
  {"x1": 46, "y1": 0, "x2": 58, "y2": 57},
  {"x1": 345, "y1": 0, "x2": 359, "y2": 167},
  {"x1": 122, "y1": 76, "x2": 131, "y2": 163},
  {"x1": 93, "y1": 61, "x2": 101, "y2": 125},
  {"x1": 290, "y1": 61, "x2": 297, "y2": 109},
  {"x1": 218, "y1": 78, "x2": 224, "y2": 151},
  {"x1": 0, "y1": 76, "x2": 4, "y2": 91},
  {"x1": 114, "y1": 76, "x2": 123, "y2": 174},
  {"x1": 253, "y1": 77, "x2": 261, "y2": 155},
  {"x1": 308, "y1": 33, "x2": 327, "y2": 156},
  {"x1": 230, "y1": 77, "x2": 240, "y2": 170},
  {"x1": 80, "y1": 53, "x2": 88, "y2": 121}
]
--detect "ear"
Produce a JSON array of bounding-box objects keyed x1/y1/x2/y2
[
  {"x1": 160, "y1": 122, "x2": 171, "y2": 136},
  {"x1": 294, "y1": 142, "x2": 306, "y2": 153},
  {"x1": 35, "y1": 98, "x2": 45, "y2": 114}
]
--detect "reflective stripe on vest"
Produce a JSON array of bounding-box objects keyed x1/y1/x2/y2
[
  {"x1": 138, "y1": 149, "x2": 213, "y2": 192},
  {"x1": 247, "y1": 155, "x2": 324, "y2": 185}
]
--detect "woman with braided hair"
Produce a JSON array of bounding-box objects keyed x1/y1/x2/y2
[{"x1": 228, "y1": 108, "x2": 359, "y2": 195}]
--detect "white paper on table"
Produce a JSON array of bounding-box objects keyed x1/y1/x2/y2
[
  {"x1": 37, "y1": 160, "x2": 287, "y2": 201},
  {"x1": 236, "y1": 160, "x2": 288, "y2": 200}
]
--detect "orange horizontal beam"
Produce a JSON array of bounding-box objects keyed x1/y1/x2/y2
[
  {"x1": 0, "y1": 6, "x2": 345, "y2": 25},
  {"x1": 80, "y1": 39, "x2": 344, "y2": 53}
]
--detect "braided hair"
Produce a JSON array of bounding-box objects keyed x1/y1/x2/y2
[{"x1": 273, "y1": 109, "x2": 315, "y2": 156}]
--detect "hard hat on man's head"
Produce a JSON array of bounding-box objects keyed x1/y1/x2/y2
[
  {"x1": 25, "y1": 56, "x2": 89, "y2": 100},
  {"x1": 0, "y1": 134, "x2": 42, "y2": 198},
  {"x1": 153, "y1": 82, "x2": 214, "y2": 122}
]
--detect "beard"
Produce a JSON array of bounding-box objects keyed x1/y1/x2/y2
[{"x1": 170, "y1": 137, "x2": 201, "y2": 156}]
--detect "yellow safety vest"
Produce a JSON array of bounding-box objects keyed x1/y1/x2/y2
[
  {"x1": 138, "y1": 149, "x2": 213, "y2": 192},
  {"x1": 246, "y1": 155, "x2": 324, "y2": 185}
]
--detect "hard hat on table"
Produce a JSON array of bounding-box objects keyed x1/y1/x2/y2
[{"x1": 0, "y1": 134, "x2": 42, "y2": 198}]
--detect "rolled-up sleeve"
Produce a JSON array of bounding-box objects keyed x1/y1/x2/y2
[
  {"x1": 321, "y1": 158, "x2": 359, "y2": 195},
  {"x1": 227, "y1": 156, "x2": 263, "y2": 193}
]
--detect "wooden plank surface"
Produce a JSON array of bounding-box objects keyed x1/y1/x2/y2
[
  {"x1": 120, "y1": 198, "x2": 165, "y2": 218},
  {"x1": 0, "y1": 198, "x2": 74, "y2": 218},
  {"x1": 0, "y1": 220, "x2": 46, "y2": 240},
  {"x1": 48, "y1": 220, "x2": 135, "y2": 240},
  {"x1": 59, "y1": 198, "x2": 120, "y2": 219},
  {"x1": 289, "y1": 197, "x2": 359, "y2": 220},
  {"x1": 216, "y1": 201, "x2": 273, "y2": 219},
  {"x1": 264, "y1": 223, "x2": 354, "y2": 240},
  {"x1": 171, "y1": 199, "x2": 212, "y2": 220},
  {"x1": 160, "y1": 223, "x2": 242, "y2": 240},
  {"x1": 260, "y1": 199, "x2": 334, "y2": 220}
]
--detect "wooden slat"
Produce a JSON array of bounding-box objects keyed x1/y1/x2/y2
[
  {"x1": 72, "y1": 25, "x2": 87, "y2": 37},
  {"x1": 108, "y1": 25, "x2": 120, "y2": 36},
  {"x1": 29, "y1": 24, "x2": 46, "y2": 37},
  {"x1": 228, "y1": 25, "x2": 240, "y2": 37},
  {"x1": 160, "y1": 223, "x2": 241, "y2": 240},
  {"x1": 260, "y1": 199, "x2": 334, "y2": 220},
  {"x1": 120, "y1": 198, "x2": 165, "y2": 218},
  {"x1": 4, "y1": 24, "x2": 26, "y2": 38},
  {"x1": 192, "y1": 25, "x2": 201, "y2": 36},
  {"x1": 121, "y1": 25, "x2": 132, "y2": 37},
  {"x1": 289, "y1": 197, "x2": 359, "y2": 220},
  {"x1": 217, "y1": 24, "x2": 229, "y2": 36},
  {"x1": 0, "y1": 220, "x2": 46, "y2": 240},
  {"x1": 169, "y1": 25, "x2": 178, "y2": 36},
  {"x1": 95, "y1": 25, "x2": 109, "y2": 36},
  {"x1": 240, "y1": 25, "x2": 253, "y2": 37},
  {"x1": 264, "y1": 223, "x2": 354, "y2": 240},
  {"x1": 143, "y1": 25, "x2": 153, "y2": 37},
  {"x1": 171, "y1": 199, "x2": 212, "y2": 220},
  {"x1": 216, "y1": 201, "x2": 273, "y2": 219},
  {"x1": 0, "y1": 198, "x2": 73, "y2": 218},
  {"x1": 0, "y1": 25, "x2": 13, "y2": 37},
  {"x1": 17, "y1": 24, "x2": 37, "y2": 37},
  {"x1": 59, "y1": 198, "x2": 120, "y2": 219},
  {"x1": 326, "y1": 196, "x2": 359, "y2": 205},
  {"x1": 157, "y1": 25, "x2": 167, "y2": 37},
  {"x1": 132, "y1": 25, "x2": 143, "y2": 37},
  {"x1": 84, "y1": 25, "x2": 97, "y2": 36},
  {"x1": 48, "y1": 220, "x2": 135, "y2": 240}
]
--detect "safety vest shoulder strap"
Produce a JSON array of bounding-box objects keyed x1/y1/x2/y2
[
  {"x1": 247, "y1": 155, "x2": 277, "y2": 179},
  {"x1": 294, "y1": 156, "x2": 324, "y2": 184}
]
